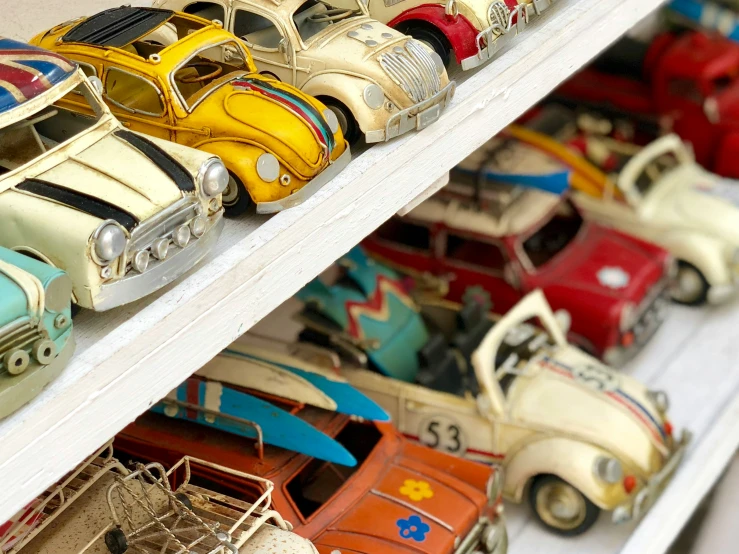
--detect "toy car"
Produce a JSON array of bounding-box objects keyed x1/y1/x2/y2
[
  {"x1": 160, "y1": 0, "x2": 456, "y2": 143},
  {"x1": 1, "y1": 440, "x2": 319, "y2": 553},
  {"x1": 115, "y1": 348, "x2": 508, "y2": 554},
  {"x1": 513, "y1": 105, "x2": 739, "y2": 305},
  {"x1": 31, "y1": 7, "x2": 350, "y2": 215},
  {"x1": 668, "y1": 0, "x2": 739, "y2": 42},
  {"x1": 291, "y1": 253, "x2": 689, "y2": 536},
  {"x1": 0, "y1": 39, "x2": 226, "y2": 311},
  {"x1": 0, "y1": 248, "x2": 74, "y2": 419},
  {"x1": 362, "y1": 131, "x2": 673, "y2": 365}
]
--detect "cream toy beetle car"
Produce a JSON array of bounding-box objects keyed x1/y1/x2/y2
[
  {"x1": 0, "y1": 39, "x2": 227, "y2": 311},
  {"x1": 160, "y1": 0, "x2": 455, "y2": 143}
]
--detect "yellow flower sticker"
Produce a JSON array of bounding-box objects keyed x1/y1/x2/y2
[{"x1": 399, "y1": 479, "x2": 434, "y2": 502}]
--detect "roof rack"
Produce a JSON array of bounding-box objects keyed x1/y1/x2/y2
[{"x1": 61, "y1": 7, "x2": 173, "y2": 47}]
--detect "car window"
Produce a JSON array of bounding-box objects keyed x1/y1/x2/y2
[
  {"x1": 105, "y1": 68, "x2": 164, "y2": 116},
  {"x1": 292, "y1": 0, "x2": 362, "y2": 43},
  {"x1": 184, "y1": 1, "x2": 226, "y2": 22},
  {"x1": 285, "y1": 420, "x2": 381, "y2": 520},
  {"x1": 446, "y1": 234, "x2": 506, "y2": 272},
  {"x1": 375, "y1": 218, "x2": 431, "y2": 252},
  {"x1": 234, "y1": 9, "x2": 284, "y2": 50},
  {"x1": 521, "y1": 201, "x2": 582, "y2": 268},
  {"x1": 632, "y1": 152, "x2": 679, "y2": 196}
]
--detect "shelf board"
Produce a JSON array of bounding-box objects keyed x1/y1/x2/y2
[
  {"x1": 0, "y1": 0, "x2": 665, "y2": 524},
  {"x1": 505, "y1": 302, "x2": 739, "y2": 554}
]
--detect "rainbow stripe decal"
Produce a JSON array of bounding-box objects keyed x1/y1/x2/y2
[
  {"x1": 232, "y1": 77, "x2": 335, "y2": 153},
  {"x1": 0, "y1": 38, "x2": 76, "y2": 115},
  {"x1": 541, "y1": 356, "x2": 667, "y2": 444},
  {"x1": 344, "y1": 274, "x2": 417, "y2": 340}
]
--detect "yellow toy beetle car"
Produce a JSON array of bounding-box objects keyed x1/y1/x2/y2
[{"x1": 31, "y1": 7, "x2": 350, "y2": 215}]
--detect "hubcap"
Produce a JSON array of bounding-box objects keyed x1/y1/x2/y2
[
  {"x1": 535, "y1": 481, "x2": 587, "y2": 531},
  {"x1": 222, "y1": 175, "x2": 240, "y2": 206},
  {"x1": 673, "y1": 266, "x2": 704, "y2": 303},
  {"x1": 328, "y1": 105, "x2": 349, "y2": 135}
]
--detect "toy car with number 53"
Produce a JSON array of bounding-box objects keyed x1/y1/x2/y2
[
  {"x1": 292, "y1": 248, "x2": 689, "y2": 536},
  {"x1": 31, "y1": 7, "x2": 349, "y2": 215},
  {"x1": 0, "y1": 39, "x2": 226, "y2": 311}
]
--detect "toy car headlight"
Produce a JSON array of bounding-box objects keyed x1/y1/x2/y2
[
  {"x1": 647, "y1": 389, "x2": 669, "y2": 413},
  {"x1": 93, "y1": 221, "x2": 127, "y2": 264},
  {"x1": 198, "y1": 158, "x2": 229, "y2": 197},
  {"x1": 486, "y1": 468, "x2": 503, "y2": 503},
  {"x1": 322, "y1": 108, "x2": 340, "y2": 134},
  {"x1": 363, "y1": 84, "x2": 384, "y2": 110},
  {"x1": 256, "y1": 153, "x2": 280, "y2": 182},
  {"x1": 593, "y1": 456, "x2": 623, "y2": 484},
  {"x1": 428, "y1": 50, "x2": 445, "y2": 77},
  {"x1": 619, "y1": 302, "x2": 637, "y2": 332}
]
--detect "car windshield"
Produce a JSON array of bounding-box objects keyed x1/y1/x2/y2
[
  {"x1": 521, "y1": 200, "x2": 582, "y2": 269},
  {"x1": 494, "y1": 322, "x2": 555, "y2": 396},
  {"x1": 0, "y1": 78, "x2": 104, "y2": 177},
  {"x1": 292, "y1": 0, "x2": 364, "y2": 43},
  {"x1": 285, "y1": 419, "x2": 382, "y2": 519},
  {"x1": 631, "y1": 151, "x2": 680, "y2": 196},
  {"x1": 172, "y1": 40, "x2": 250, "y2": 110}
]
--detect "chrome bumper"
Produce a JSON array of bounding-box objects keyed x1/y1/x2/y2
[
  {"x1": 365, "y1": 82, "x2": 456, "y2": 143},
  {"x1": 93, "y1": 213, "x2": 224, "y2": 311},
  {"x1": 256, "y1": 146, "x2": 352, "y2": 214},
  {"x1": 0, "y1": 329, "x2": 74, "y2": 419},
  {"x1": 461, "y1": 6, "x2": 525, "y2": 71},
  {"x1": 455, "y1": 516, "x2": 507, "y2": 554},
  {"x1": 525, "y1": 0, "x2": 554, "y2": 17},
  {"x1": 612, "y1": 429, "x2": 692, "y2": 524}
]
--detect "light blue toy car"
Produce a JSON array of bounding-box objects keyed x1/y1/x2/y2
[{"x1": 0, "y1": 247, "x2": 74, "y2": 418}]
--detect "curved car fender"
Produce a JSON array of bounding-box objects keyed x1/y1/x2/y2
[
  {"x1": 660, "y1": 230, "x2": 731, "y2": 287},
  {"x1": 387, "y1": 5, "x2": 480, "y2": 63},
  {"x1": 505, "y1": 437, "x2": 631, "y2": 510},
  {"x1": 301, "y1": 73, "x2": 385, "y2": 135}
]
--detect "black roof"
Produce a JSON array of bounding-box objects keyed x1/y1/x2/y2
[{"x1": 61, "y1": 6, "x2": 174, "y2": 48}]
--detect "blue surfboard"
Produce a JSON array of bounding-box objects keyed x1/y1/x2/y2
[
  {"x1": 154, "y1": 378, "x2": 357, "y2": 467},
  {"x1": 454, "y1": 166, "x2": 571, "y2": 195}
]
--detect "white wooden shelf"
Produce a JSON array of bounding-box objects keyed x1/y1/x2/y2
[{"x1": 0, "y1": 0, "x2": 666, "y2": 525}]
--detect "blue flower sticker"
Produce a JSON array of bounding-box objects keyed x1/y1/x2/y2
[{"x1": 396, "y1": 514, "x2": 430, "y2": 542}]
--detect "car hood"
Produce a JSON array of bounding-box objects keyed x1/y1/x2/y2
[
  {"x1": 538, "y1": 222, "x2": 665, "y2": 303},
  {"x1": 25, "y1": 127, "x2": 185, "y2": 224},
  {"x1": 304, "y1": 18, "x2": 446, "y2": 108},
  {"x1": 198, "y1": 74, "x2": 332, "y2": 177},
  {"x1": 314, "y1": 456, "x2": 483, "y2": 553},
  {"x1": 645, "y1": 163, "x2": 739, "y2": 244},
  {"x1": 507, "y1": 346, "x2": 669, "y2": 473}
]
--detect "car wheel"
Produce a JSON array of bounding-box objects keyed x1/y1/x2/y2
[
  {"x1": 104, "y1": 528, "x2": 128, "y2": 554},
  {"x1": 404, "y1": 25, "x2": 451, "y2": 68},
  {"x1": 321, "y1": 97, "x2": 360, "y2": 145},
  {"x1": 222, "y1": 171, "x2": 252, "y2": 217},
  {"x1": 529, "y1": 475, "x2": 600, "y2": 536},
  {"x1": 671, "y1": 261, "x2": 709, "y2": 306}
]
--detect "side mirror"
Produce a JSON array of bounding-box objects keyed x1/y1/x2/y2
[
  {"x1": 88, "y1": 76, "x2": 103, "y2": 95},
  {"x1": 553, "y1": 309, "x2": 571, "y2": 336}
]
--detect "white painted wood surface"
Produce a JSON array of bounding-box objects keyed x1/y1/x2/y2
[{"x1": 0, "y1": 0, "x2": 672, "y2": 537}]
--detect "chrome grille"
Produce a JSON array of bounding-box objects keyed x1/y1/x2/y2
[
  {"x1": 489, "y1": 1, "x2": 510, "y2": 29},
  {"x1": 379, "y1": 40, "x2": 441, "y2": 103},
  {"x1": 0, "y1": 317, "x2": 41, "y2": 369},
  {"x1": 130, "y1": 198, "x2": 200, "y2": 251}
]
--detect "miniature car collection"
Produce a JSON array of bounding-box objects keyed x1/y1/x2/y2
[{"x1": 1, "y1": 1, "x2": 726, "y2": 551}]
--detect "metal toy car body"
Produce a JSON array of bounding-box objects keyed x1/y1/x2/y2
[
  {"x1": 0, "y1": 441, "x2": 319, "y2": 553},
  {"x1": 159, "y1": 0, "x2": 455, "y2": 144},
  {"x1": 556, "y1": 31, "x2": 739, "y2": 179},
  {"x1": 115, "y1": 347, "x2": 508, "y2": 554},
  {"x1": 668, "y1": 0, "x2": 739, "y2": 42},
  {"x1": 31, "y1": 7, "x2": 349, "y2": 215},
  {"x1": 512, "y1": 106, "x2": 739, "y2": 305},
  {"x1": 292, "y1": 257, "x2": 689, "y2": 535},
  {"x1": 0, "y1": 38, "x2": 226, "y2": 311},
  {"x1": 362, "y1": 128, "x2": 672, "y2": 365},
  {"x1": 0, "y1": 248, "x2": 74, "y2": 419}
]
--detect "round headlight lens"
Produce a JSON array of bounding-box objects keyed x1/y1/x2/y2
[
  {"x1": 428, "y1": 50, "x2": 445, "y2": 77},
  {"x1": 94, "y1": 222, "x2": 127, "y2": 263},
  {"x1": 200, "y1": 159, "x2": 229, "y2": 197},
  {"x1": 323, "y1": 108, "x2": 340, "y2": 134},
  {"x1": 593, "y1": 456, "x2": 623, "y2": 484},
  {"x1": 256, "y1": 153, "x2": 280, "y2": 182},
  {"x1": 648, "y1": 390, "x2": 670, "y2": 413},
  {"x1": 363, "y1": 84, "x2": 384, "y2": 110}
]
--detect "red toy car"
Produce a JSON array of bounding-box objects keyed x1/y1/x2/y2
[
  {"x1": 557, "y1": 31, "x2": 739, "y2": 178},
  {"x1": 116, "y1": 395, "x2": 507, "y2": 554},
  {"x1": 362, "y1": 135, "x2": 673, "y2": 366}
]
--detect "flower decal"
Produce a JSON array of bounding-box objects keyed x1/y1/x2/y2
[
  {"x1": 396, "y1": 514, "x2": 430, "y2": 542},
  {"x1": 399, "y1": 479, "x2": 434, "y2": 502}
]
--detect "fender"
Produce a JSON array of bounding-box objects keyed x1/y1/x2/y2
[
  {"x1": 387, "y1": 5, "x2": 480, "y2": 63},
  {"x1": 658, "y1": 230, "x2": 731, "y2": 288},
  {"x1": 505, "y1": 437, "x2": 632, "y2": 510}
]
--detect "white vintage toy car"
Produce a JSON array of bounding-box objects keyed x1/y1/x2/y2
[
  {"x1": 160, "y1": 0, "x2": 455, "y2": 143},
  {"x1": 0, "y1": 39, "x2": 227, "y2": 311}
]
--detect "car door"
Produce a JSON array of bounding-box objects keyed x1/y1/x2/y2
[
  {"x1": 102, "y1": 66, "x2": 173, "y2": 140},
  {"x1": 231, "y1": 6, "x2": 296, "y2": 84},
  {"x1": 438, "y1": 230, "x2": 522, "y2": 313}
]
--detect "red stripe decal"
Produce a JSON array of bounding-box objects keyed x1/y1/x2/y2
[{"x1": 185, "y1": 379, "x2": 199, "y2": 420}]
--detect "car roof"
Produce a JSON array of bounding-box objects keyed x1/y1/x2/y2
[
  {"x1": 0, "y1": 38, "x2": 77, "y2": 121},
  {"x1": 61, "y1": 7, "x2": 175, "y2": 47}
]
